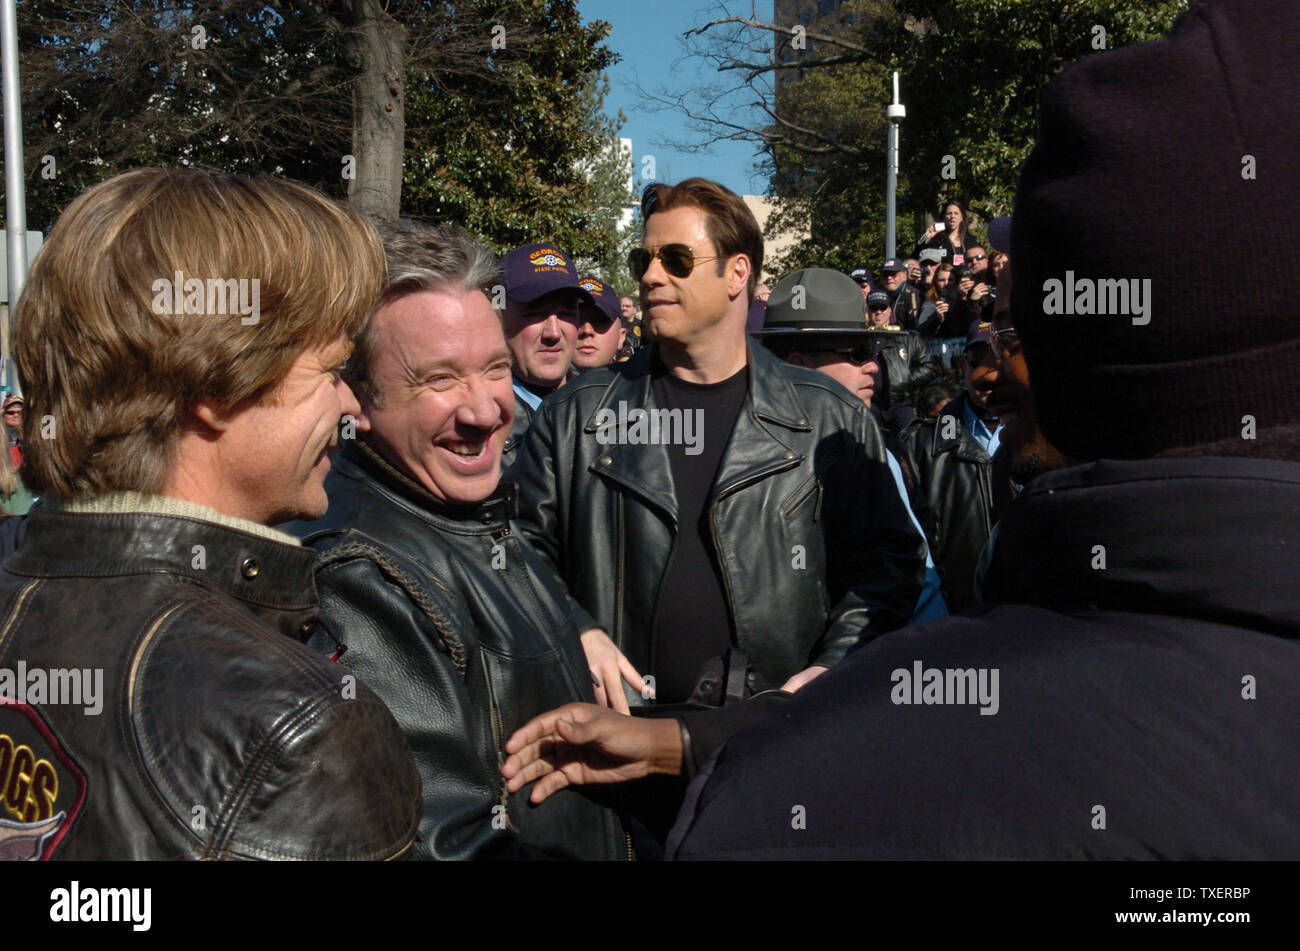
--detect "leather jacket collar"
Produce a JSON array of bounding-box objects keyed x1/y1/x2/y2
[
  {"x1": 8, "y1": 507, "x2": 317, "y2": 613},
  {"x1": 343, "y1": 438, "x2": 517, "y2": 527},
  {"x1": 984, "y1": 456, "x2": 1300, "y2": 636},
  {"x1": 925, "y1": 392, "x2": 991, "y2": 461},
  {"x1": 577, "y1": 340, "x2": 814, "y2": 524}
]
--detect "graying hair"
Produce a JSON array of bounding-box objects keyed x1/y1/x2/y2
[{"x1": 348, "y1": 219, "x2": 503, "y2": 408}]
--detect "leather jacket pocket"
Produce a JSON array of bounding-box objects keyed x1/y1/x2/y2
[{"x1": 781, "y1": 475, "x2": 823, "y2": 520}]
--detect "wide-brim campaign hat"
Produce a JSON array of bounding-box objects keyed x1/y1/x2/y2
[{"x1": 753, "y1": 268, "x2": 873, "y2": 337}]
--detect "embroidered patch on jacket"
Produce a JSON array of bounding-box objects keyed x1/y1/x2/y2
[{"x1": 0, "y1": 700, "x2": 88, "y2": 861}]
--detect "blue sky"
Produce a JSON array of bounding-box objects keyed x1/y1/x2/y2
[{"x1": 582, "y1": 0, "x2": 770, "y2": 196}]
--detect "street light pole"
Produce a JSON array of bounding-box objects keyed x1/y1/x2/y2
[
  {"x1": 1, "y1": 0, "x2": 28, "y2": 396},
  {"x1": 885, "y1": 70, "x2": 906, "y2": 261}
]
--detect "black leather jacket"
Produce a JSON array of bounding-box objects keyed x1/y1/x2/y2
[
  {"x1": 506, "y1": 340, "x2": 927, "y2": 688},
  {"x1": 501, "y1": 392, "x2": 536, "y2": 471},
  {"x1": 889, "y1": 283, "x2": 923, "y2": 331},
  {"x1": 0, "y1": 509, "x2": 421, "y2": 860},
  {"x1": 291, "y1": 441, "x2": 632, "y2": 861},
  {"x1": 868, "y1": 327, "x2": 943, "y2": 410},
  {"x1": 898, "y1": 393, "x2": 1010, "y2": 611}
]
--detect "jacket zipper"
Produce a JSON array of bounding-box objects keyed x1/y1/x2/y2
[
  {"x1": 710, "y1": 458, "x2": 803, "y2": 643},
  {"x1": 484, "y1": 675, "x2": 518, "y2": 834},
  {"x1": 615, "y1": 493, "x2": 625, "y2": 644}
]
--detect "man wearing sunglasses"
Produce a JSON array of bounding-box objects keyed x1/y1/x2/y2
[
  {"x1": 754, "y1": 267, "x2": 946, "y2": 624},
  {"x1": 504, "y1": 179, "x2": 926, "y2": 826},
  {"x1": 897, "y1": 318, "x2": 1011, "y2": 612},
  {"x1": 881, "y1": 259, "x2": 921, "y2": 330},
  {"x1": 861, "y1": 291, "x2": 943, "y2": 432}
]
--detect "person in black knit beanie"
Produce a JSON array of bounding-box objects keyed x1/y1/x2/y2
[{"x1": 1011, "y1": 0, "x2": 1300, "y2": 462}]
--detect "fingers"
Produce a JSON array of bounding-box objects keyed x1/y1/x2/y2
[
  {"x1": 529, "y1": 766, "x2": 573, "y2": 804},
  {"x1": 503, "y1": 703, "x2": 587, "y2": 754},
  {"x1": 590, "y1": 669, "x2": 609, "y2": 709},
  {"x1": 618, "y1": 654, "x2": 646, "y2": 697},
  {"x1": 600, "y1": 662, "x2": 630, "y2": 715},
  {"x1": 503, "y1": 747, "x2": 559, "y2": 792}
]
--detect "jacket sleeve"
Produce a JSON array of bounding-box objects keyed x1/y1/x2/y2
[
  {"x1": 221, "y1": 677, "x2": 422, "y2": 861},
  {"x1": 908, "y1": 344, "x2": 943, "y2": 397},
  {"x1": 812, "y1": 406, "x2": 927, "y2": 666},
  {"x1": 504, "y1": 399, "x2": 599, "y2": 635},
  {"x1": 311, "y1": 555, "x2": 519, "y2": 861},
  {"x1": 915, "y1": 300, "x2": 940, "y2": 337},
  {"x1": 505, "y1": 398, "x2": 567, "y2": 575}
]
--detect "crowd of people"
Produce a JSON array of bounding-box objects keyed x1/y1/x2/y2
[{"x1": 0, "y1": 0, "x2": 1295, "y2": 863}]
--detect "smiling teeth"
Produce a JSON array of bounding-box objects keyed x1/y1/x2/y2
[{"x1": 447, "y1": 443, "x2": 486, "y2": 457}]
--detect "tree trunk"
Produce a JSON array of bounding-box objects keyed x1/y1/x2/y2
[{"x1": 347, "y1": 0, "x2": 405, "y2": 220}]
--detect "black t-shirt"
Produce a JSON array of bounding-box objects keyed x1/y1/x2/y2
[{"x1": 648, "y1": 362, "x2": 749, "y2": 703}]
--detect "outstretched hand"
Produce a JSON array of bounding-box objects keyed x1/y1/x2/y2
[{"x1": 502, "y1": 703, "x2": 683, "y2": 804}]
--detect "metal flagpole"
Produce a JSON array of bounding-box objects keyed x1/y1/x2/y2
[
  {"x1": 1, "y1": 0, "x2": 27, "y2": 397},
  {"x1": 885, "y1": 71, "x2": 906, "y2": 262}
]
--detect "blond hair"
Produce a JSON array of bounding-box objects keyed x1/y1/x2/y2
[{"x1": 14, "y1": 168, "x2": 385, "y2": 499}]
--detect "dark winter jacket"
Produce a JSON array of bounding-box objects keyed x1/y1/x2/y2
[
  {"x1": 869, "y1": 328, "x2": 943, "y2": 412},
  {"x1": 668, "y1": 457, "x2": 1300, "y2": 859},
  {"x1": 898, "y1": 392, "x2": 1010, "y2": 611},
  {"x1": 291, "y1": 440, "x2": 632, "y2": 861},
  {"x1": 0, "y1": 507, "x2": 421, "y2": 860},
  {"x1": 506, "y1": 340, "x2": 927, "y2": 690}
]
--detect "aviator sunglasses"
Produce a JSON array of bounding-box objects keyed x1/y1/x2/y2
[
  {"x1": 630, "y1": 183, "x2": 726, "y2": 281},
  {"x1": 807, "y1": 343, "x2": 878, "y2": 366}
]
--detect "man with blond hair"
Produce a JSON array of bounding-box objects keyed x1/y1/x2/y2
[{"x1": 0, "y1": 168, "x2": 420, "y2": 861}]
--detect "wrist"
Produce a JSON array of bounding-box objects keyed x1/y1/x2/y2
[{"x1": 650, "y1": 718, "x2": 685, "y2": 776}]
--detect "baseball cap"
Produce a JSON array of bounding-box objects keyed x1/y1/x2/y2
[
  {"x1": 577, "y1": 276, "x2": 621, "y2": 324},
  {"x1": 504, "y1": 242, "x2": 586, "y2": 304},
  {"x1": 849, "y1": 267, "x2": 873, "y2": 285},
  {"x1": 918, "y1": 249, "x2": 944, "y2": 265},
  {"x1": 865, "y1": 291, "x2": 891, "y2": 309},
  {"x1": 881, "y1": 259, "x2": 908, "y2": 273}
]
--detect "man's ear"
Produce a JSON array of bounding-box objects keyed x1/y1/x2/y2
[
  {"x1": 352, "y1": 402, "x2": 374, "y2": 432},
  {"x1": 191, "y1": 400, "x2": 232, "y2": 436},
  {"x1": 727, "y1": 254, "x2": 752, "y2": 300}
]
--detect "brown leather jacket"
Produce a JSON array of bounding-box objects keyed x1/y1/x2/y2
[{"x1": 0, "y1": 508, "x2": 420, "y2": 860}]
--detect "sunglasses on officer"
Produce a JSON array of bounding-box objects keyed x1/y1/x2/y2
[{"x1": 804, "y1": 343, "x2": 878, "y2": 366}]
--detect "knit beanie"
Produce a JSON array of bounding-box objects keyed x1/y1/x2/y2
[{"x1": 1011, "y1": 0, "x2": 1300, "y2": 461}]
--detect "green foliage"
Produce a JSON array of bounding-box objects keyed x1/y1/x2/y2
[
  {"x1": 11, "y1": 0, "x2": 632, "y2": 278},
  {"x1": 759, "y1": 0, "x2": 1189, "y2": 274}
]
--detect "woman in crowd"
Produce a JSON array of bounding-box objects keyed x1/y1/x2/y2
[{"x1": 915, "y1": 200, "x2": 978, "y2": 268}]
